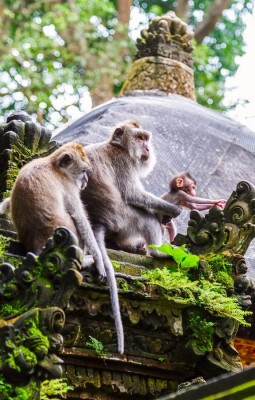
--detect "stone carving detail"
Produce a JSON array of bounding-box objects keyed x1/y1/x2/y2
[
  {"x1": 0, "y1": 224, "x2": 253, "y2": 398},
  {"x1": 121, "y1": 12, "x2": 196, "y2": 99},
  {"x1": 0, "y1": 111, "x2": 59, "y2": 200},
  {"x1": 0, "y1": 108, "x2": 254, "y2": 398},
  {"x1": 0, "y1": 307, "x2": 65, "y2": 399},
  {"x1": 136, "y1": 11, "x2": 194, "y2": 64},
  {"x1": 0, "y1": 227, "x2": 85, "y2": 398},
  {"x1": 175, "y1": 181, "x2": 255, "y2": 256},
  {"x1": 0, "y1": 228, "x2": 84, "y2": 317}
]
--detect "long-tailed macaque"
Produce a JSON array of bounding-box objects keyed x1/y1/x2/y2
[
  {"x1": 82, "y1": 120, "x2": 181, "y2": 257},
  {"x1": 160, "y1": 172, "x2": 227, "y2": 241},
  {"x1": 1, "y1": 142, "x2": 124, "y2": 354}
]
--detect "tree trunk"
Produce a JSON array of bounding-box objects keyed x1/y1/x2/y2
[
  {"x1": 175, "y1": 0, "x2": 190, "y2": 21},
  {"x1": 91, "y1": 0, "x2": 132, "y2": 107},
  {"x1": 117, "y1": 0, "x2": 132, "y2": 24},
  {"x1": 194, "y1": 0, "x2": 231, "y2": 44}
]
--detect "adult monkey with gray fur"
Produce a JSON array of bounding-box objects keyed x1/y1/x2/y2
[
  {"x1": 0, "y1": 142, "x2": 124, "y2": 354},
  {"x1": 82, "y1": 120, "x2": 181, "y2": 256}
]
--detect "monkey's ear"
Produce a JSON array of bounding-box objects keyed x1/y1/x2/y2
[
  {"x1": 176, "y1": 178, "x2": 184, "y2": 188},
  {"x1": 111, "y1": 127, "x2": 124, "y2": 146},
  {"x1": 59, "y1": 153, "x2": 73, "y2": 167}
]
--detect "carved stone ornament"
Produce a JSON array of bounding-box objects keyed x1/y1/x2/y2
[
  {"x1": 0, "y1": 222, "x2": 252, "y2": 399},
  {"x1": 175, "y1": 181, "x2": 255, "y2": 256},
  {"x1": 136, "y1": 11, "x2": 194, "y2": 63},
  {"x1": 0, "y1": 307, "x2": 65, "y2": 399},
  {"x1": 0, "y1": 108, "x2": 254, "y2": 398},
  {"x1": 121, "y1": 12, "x2": 196, "y2": 99},
  {"x1": 0, "y1": 111, "x2": 59, "y2": 201},
  {"x1": 0, "y1": 227, "x2": 84, "y2": 317},
  {"x1": 0, "y1": 228, "x2": 85, "y2": 398}
]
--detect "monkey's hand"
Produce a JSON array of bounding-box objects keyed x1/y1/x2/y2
[
  {"x1": 215, "y1": 199, "x2": 227, "y2": 209},
  {"x1": 94, "y1": 258, "x2": 107, "y2": 282}
]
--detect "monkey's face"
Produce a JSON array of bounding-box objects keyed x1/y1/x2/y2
[
  {"x1": 185, "y1": 179, "x2": 197, "y2": 196},
  {"x1": 56, "y1": 142, "x2": 91, "y2": 190},
  {"x1": 134, "y1": 131, "x2": 150, "y2": 161},
  {"x1": 110, "y1": 122, "x2": 156, "y2": 177}
]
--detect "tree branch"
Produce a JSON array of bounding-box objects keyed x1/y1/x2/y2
[
  {"x1": 194, "y1": 0, "x2": 231, "y2": 44},
  {"x1": 117, "y1": 0, "x2": 132, "y2": 24},
  {"x1": 175, "y1": 0, "x2": 190, "y2": 22}
]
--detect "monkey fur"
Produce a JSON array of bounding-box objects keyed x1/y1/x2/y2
[
  {"x1": 82, "y1": 120, "x2": 181, "y2": 258},
  {"x1": 3, "y1": 142, "x2": 124, "y2": 354},
  {"x1": 161, "y1": 171, "x2": 226, "y2": 211},
  {"x1": 161, "y1": 171, "x2": 227, "y2": 241}
]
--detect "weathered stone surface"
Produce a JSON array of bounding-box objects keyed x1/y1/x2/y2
[
  {"x1": 1, "y1": 214, "x2": 253, "y2": 398},
  {"x1": 121, "y1": 11, "x2": 195, "y2": 99},
  {"x1": 121, "y1": 57, "x2": 195, "y2": 99}
]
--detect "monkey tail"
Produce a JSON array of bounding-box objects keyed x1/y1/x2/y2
[
  {"x1": 103, "y1": 253, "x2": 124, "y2": 355},
  {"x1": 0, "y1": 198, "x2": 11, "y2": 218},
  {"x1": 94, "y1": 226, "x2": 124, "y2": 355}
]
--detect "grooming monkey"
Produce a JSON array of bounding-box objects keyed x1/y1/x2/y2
[
  {"x1": 82, "y1": 120, "x2": 181, "y2": 257},
  {"x1": 1, "y1": 142, "x2": 124, "y2": 354},
  {"x1": 160, "y1": 172, "x2": 227, "y2": 241}
]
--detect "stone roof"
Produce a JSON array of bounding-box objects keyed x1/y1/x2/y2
[{"x1": 55, "y1": 90, "x2": 255, "y2": 275}]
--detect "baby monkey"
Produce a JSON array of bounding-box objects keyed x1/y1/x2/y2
[{"x1": 160, "y1": 172, "x2": 227, "y2": 242}]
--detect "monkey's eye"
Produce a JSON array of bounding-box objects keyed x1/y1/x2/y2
[
  {"x1": 137, "y1": 133, "x2": 149, "y2": 141},
  {"x1": 136, "y1": 135, "x2": 144, "y2": 141},
  {"x1": 59, "y1": 153, "x2": 72, "y2": 167}
]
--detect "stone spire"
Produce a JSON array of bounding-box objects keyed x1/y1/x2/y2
[{"x1": 121, "y1": 11, "x2": 196, "y2": 100}]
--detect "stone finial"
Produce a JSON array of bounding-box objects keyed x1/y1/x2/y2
[
  {"x1": 121, "y1": 11, "x2": 196, "y2": 99},
  {"x1": 137, "y1": 11, "x2": 194, "y2": 60}
]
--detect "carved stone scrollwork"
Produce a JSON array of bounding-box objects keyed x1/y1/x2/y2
[
  {"x1": 175, "y1": 181, "x2": 255, "y2": 257},
  {"x1": 0, "y1": 111, "x2": 59, "y2": 201},
  {"x1": 0, "y1": 307, "x2": 65, "y2": 399},
  {"x1": 208, "y1": 318, "x2": 242, "y2": 372},
  {"x1": 232, "y1": 255, "x2": 254, "y2": 307},
  {"x1": 0, "y1": 227, "x2": 84, "y2": 318},
  {"x1": 0, "y1": 227, "x2": 86, "y2": 398}
]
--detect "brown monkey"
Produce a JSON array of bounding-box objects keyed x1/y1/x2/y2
[
  {"x1": 82, "y1": 120, "x2": 181, "y2": 258},
  {"x1": 3, "y1": 142, "x2": 124, "y2": 354},
  {"x1": 160, "y1": 172, "x2": 227, "y2": 241}
]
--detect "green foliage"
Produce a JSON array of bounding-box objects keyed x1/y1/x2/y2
[
  {"x1": 143, "y1": 267, "x2": 198, "y2": 304},
  {"x1": 1, "y1": 302, "x2": 20, "y2": 316},
  {"x1": 149, "y1": 244, "x2": 200, "y2": 268},
  {"x1": 198, "y1": 280, "x2": 251, "y2": 325},
  {"x1": 85, "y1": 336, "x2": 105, "y2": 355},
  {"x1": 0, "y1": 234, "x2": 10, "y2": 259},
  {"x1": 0, "y1": 0, "x2": 134, "y2": 128},
  {"x1": 0, "y1": 376, "x2": 13, "y2": 400},
  {"x1": 0, "y1": 0, "x2": 252, "y2": 126},
  {"x1": 0, "y1": 375, "x2": 38, "y2": 400},
  {"x1": 204, "y1": 253, "x2": 234, "y2": 288},
  {"x1": 40, "y1": 378, "x2": 73, "y2": 400},
  {"x1": 3, "y1": 255, "x2": 22, "y2": 268},
  {"x1": 143, "y1": 247, "x2": 251, "y2": 326},
  {"x1": 188, "y1": 311, "x2": 215, "y2": 354}
]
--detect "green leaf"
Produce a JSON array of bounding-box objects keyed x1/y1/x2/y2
[{"x1": 149, "y1": 244, "x2": 200, "y2": 269}]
